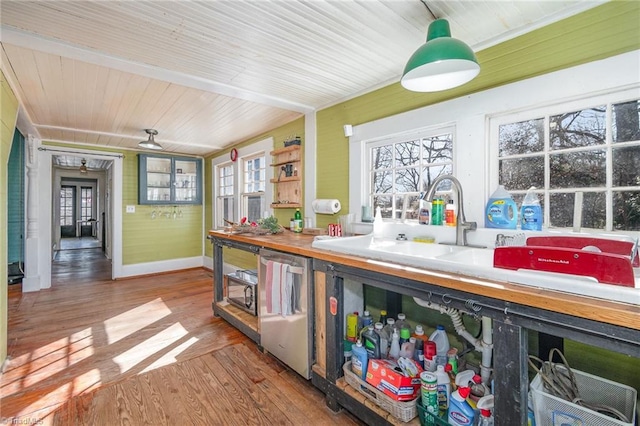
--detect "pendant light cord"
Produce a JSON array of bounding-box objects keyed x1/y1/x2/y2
[{"x1": 419, "y1": 0, "x2": 437, "y2": 20}]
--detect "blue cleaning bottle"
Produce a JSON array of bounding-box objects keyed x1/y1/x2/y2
[
  {"x1": 351, "y1": 339, "x2": 368, "y2": 381},
  {"x1": 448, "y1": 370, "x2": 476, "y2": 426},
  {"x1": 521, "y1": 187, "x2": 542, "y2": 231},
  {"x1": 485, "y1": 185, "x2": 517, "y2": 229}
]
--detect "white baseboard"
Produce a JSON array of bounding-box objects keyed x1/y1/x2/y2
[
  {"x1": 118, "y1": 256, "x2": 204, "y2": 278},
  {"x1": 203, "y1": 255, "x2": 213, "y2": 271}
]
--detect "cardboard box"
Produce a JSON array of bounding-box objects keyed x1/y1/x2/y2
[{"x1": 365, "y1": 358, "x2": 423, "y2": 401}]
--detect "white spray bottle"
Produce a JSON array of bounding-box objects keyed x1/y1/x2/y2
[{"x1": 476, "y1": 394, "x2": 494, "y2": 426}]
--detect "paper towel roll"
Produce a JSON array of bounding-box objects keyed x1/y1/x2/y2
[{"x1": 312, "y1": 199, "x2": 341, "y2": 214}]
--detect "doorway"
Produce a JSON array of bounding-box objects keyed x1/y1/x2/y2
[
  {"x1": 24, "y1": 145, "x2": 123, "y2": 292},
  {"x1": 51, "y1": 156, "x2": 113, "y2": 284}
]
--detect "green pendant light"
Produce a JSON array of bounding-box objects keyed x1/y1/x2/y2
[{"x1": 401, "y1": 19, "x2": 480, "y2": 92}]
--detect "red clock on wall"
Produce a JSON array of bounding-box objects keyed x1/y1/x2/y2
[{"x1": 230, "y1": 148, "x2": 238, "y2": 162}]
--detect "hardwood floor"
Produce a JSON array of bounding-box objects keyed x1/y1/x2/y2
[{"x1": 2, "y1": 249, "x2": 362, "y2": 425}]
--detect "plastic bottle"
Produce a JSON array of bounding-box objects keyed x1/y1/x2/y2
[
  {"x1": 419, "y1": 204, "x2": 430, "y2": 225},
  {"x1": 432, "y1": 198, "x2": 444, "y2": 225},
  {"x1": 444, "y1": 363, "x2": 457, "y2": 391},
  {"x1": 359, "y1": 310, "x2": 373, "y2": 337},
  {"x1": 521, "y1": 186, "x2": 543, "y2": 231},
  {"x1": 361, "y1": 325, "x2": 381, "y2": 359},
  {"x1": 445, "y1": 199, "x2": 457, "y2": 227},
  {"x1": 412, "y1": 325, "x2": 426, "y2": 360},
  {"x1": 436, "y1": 364, "x2": 451, "y2": 415},
  {"x1": 399, "y1": 327, "x2": 411, "y2": 347},
  {"x1": 447, "y1": 347, "x2": 459, "y2": 374},
  {"x1": 373, "y1": 206, "x2": 384, "y2": 237},
  {"x1": 476, "y1": 394, "x2": 494, "y2": 426},
  {"x1": 448, "y1": 370, "x2": 476, "y2": 426},
  {"x1": 346, "y1": 312, "x2": 359, "y2": 342},
  {"x1": 388, "y1": 329, "x2": 400, "y2": 360},
  {"x1": 469, "y1": 374, "x2": 490, "y2": 408},
  {"x1": 395, "y1": 313, "x2": 411, "y2": 334},
  {"x1": 378, "y1": 310, "x2": 388, "y2": 325},
  {"x1": 374, "y1": 322, "x2": 388, "y2": 359},
  {"x1": 383, "y1": 318, "x2": 396, "y2": 344},
  {"x1": 485, "y1": 185, "x2": 517, "y2": 229},
  {"x1": 399, "y1": 336, "x2": 416, "y2": 359},
  {"x1": 351, "y1": 339, "x2": 368, "y2": 381},
  {"x1": 294, "y1": 208, "x2": 303, "y2": 233},
  {"x1": 429, "y1": 325, "x2": 450, "y2": 366}
]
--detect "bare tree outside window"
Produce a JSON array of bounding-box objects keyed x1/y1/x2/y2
[{"x1": 370, "y1": 132, "x2": 453, "y2": 219}]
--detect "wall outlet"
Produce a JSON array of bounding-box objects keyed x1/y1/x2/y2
[{"x1": 126, "y1": 205, "x2": 136, "y2": 213}]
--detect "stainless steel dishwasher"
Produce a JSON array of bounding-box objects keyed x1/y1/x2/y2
[{"x1": 258, "y1": 248, "x2": 313, "y2": 379}]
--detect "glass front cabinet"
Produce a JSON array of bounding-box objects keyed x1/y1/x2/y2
[{"x1": 138, "y1": 154, "x2": 202, "y2": 205}]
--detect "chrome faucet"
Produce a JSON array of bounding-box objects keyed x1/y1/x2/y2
[{"x1": 423, "y1": 175, "x2": 477, "y2": 246}]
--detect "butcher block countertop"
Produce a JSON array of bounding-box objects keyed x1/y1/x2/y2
[{"x1": 209, "y1": 229, "x2": 639, "y2": 331}]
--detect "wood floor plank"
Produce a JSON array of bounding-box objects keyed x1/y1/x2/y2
[
  {"x1": 3, "y1": 247, "x2": 364, "y2": 425},
  {"x1": 201, "y1": 351, "x2": 278, "y2": 425}
]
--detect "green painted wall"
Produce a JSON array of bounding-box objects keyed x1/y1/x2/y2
[{"x1": 1, "y1": 69, "x2": 19, "y2": 366}]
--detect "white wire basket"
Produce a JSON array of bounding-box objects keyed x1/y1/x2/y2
[{"x1": 530, "y1": 364, "x2": 637, "y2": 426}]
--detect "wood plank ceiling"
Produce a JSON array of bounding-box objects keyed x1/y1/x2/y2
[{"x1": 1, "y1": 1, "x2": 605, "y2": 157}]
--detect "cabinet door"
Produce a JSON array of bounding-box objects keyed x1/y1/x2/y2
[
  {"x1": 174, "y1": 158, "x2": 202, "y2": 204},
  {"x1": 139, "y1": 156, "x2": 172, "y2": 204},
  {"x1": 138, "y1": 155, "x2": 202, "y2": 205}
]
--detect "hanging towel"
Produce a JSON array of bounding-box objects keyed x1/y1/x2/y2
[
  {"x1": 265, "y1": 260, "x2": 274, "y2": 313},
  {"x1": 266, "y1": 260, "x2": 293, "y2": 316}
]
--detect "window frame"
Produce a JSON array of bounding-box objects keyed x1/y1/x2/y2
[
  {"x1": 489, "y1": 88, "x2": 640, "y2": 232},
  {"x1": 364, "y1": 127, "x2": 455, "y2": 220}
]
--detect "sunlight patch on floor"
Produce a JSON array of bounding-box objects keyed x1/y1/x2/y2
[
  {"x1": 112, "y1": 323, "x2": 189, "y2": 373},
  {"x1": 140, "y1": 336, "x2": 199, "y2": 374},
  {"x1": 103, "y1": 298, "x2": 171, "y2": 344}
]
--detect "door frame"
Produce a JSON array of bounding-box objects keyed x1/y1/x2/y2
[{"x1": 23, "y1": 144, "x2": 123, "y2": 291}]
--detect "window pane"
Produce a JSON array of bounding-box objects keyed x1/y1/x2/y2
[
  {"x1": 394, "y1": 140, "x2": 420, "y2": 168},
  {"x1": 246, "y1": 195, "x2": 264, "y2": 222},
  {"x1": 550, "y1": 106, "x2": 606, "y2": 149},
  {"x1": 373, "y1": 195, "x2": 392, "y2": 218},
  {"x1": 373, "y1": 170, "x2": 393, "y2": 193},
  {"x1": 550, "y1": 150, "x2": 605, "y2": 189},
  {"x1": 549, "y1": 192, "x2": 605, "y2": 229},
  {"x1": 422, "y1": 136, "x2": 453, "y2": 164},
  {"x1": 395, "y1": 167, "x2": 421, "y2": 193},
  {"x1": 612, "y1": 146, "x2": 640, "y2": 187},
  {"x1": 614, "y1": 190, "x2": 640, "y2": 230},
  {"x1": 499, "y1": 157, "x2": 544, "y2": 190},
  {"x1": 372, "y1": 145, "x2": 393, "y2": 170},
  {"x1": 421, "y1": 164, "x2": 452, "y2": 192},
  {"x1": 499, "y1": 118, "x2": 544, "y2": 156},
  {"x1": 612, "y1": 100, "x2": 640, "y2": 143}
]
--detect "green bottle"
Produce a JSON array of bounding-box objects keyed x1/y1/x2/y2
[{"x1": 294, "y1": 208, "x2": 303, "y2": 233}]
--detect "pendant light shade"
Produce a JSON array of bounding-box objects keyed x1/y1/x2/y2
[
  {"x1": 79, "y1": 158, "x2": 88, "y2": 174},
  {"x1": 138, "y1": 129, "x2": 163, "y2": 150},
  {"x1": 401, "y1": 19, "x2": 480, "y2": 92}
]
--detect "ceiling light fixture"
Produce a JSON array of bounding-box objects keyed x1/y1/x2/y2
[
  {"x1": 79, "y1": 158, "x2": 88, "y2": 174},
  {"x1": 138, "y1": 129, "x2": 163, "y2": 150},
  {"x1": 401, "y1": 18, "x2": 480, "y2": 92}
]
